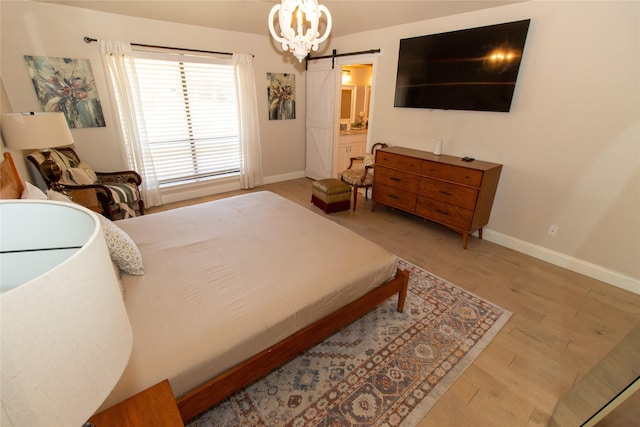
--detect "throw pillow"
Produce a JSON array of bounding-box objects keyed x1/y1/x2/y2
[
  {"x1": 47, "y1": 190, "x2": 72, "y2": 203},
  {"x1": 98, "y1": 215, "x2": 144, "y2": 276},
  {"x1": 21, "y1": 182, "x2": 47, "y2": 200},
  {"x1": 67, "y1": 161, "x2": 98, "y2": 185},
  {"x1": 362, "y1": 153, "x2": 375, "y2": 168}
]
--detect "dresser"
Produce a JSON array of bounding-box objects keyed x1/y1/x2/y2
[{"x1": 372, "y1": 146, "x2": 502, "y2": 249}]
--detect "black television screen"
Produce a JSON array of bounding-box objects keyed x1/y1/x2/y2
[{"x1": 394, "y1": 19, "x2": 531, "y2": 112}]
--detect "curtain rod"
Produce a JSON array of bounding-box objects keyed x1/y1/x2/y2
[
  {"x1": 83, "y1": 37, "x2": 236, "y2": 56},
  {"x1": 306, "y1": 49, "x2": 381, "y2": 70}
]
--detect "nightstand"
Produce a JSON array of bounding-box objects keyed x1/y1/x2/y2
[
  {"x1": 69, "y1": 188, "x2": 102, "y2": 214},
  {"x1": 87, "y1": 380, "x2": 184, "y2": 426}
]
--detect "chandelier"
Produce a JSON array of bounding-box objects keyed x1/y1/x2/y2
[{"x1": 268, "y1": 0, "x2": 332, "y2": 62}]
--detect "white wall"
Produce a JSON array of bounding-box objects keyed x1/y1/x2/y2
[
  {"x1": 330, "y1": 1, "x2": 639, "y2": 289},
  {"x1": 2, "y1": 1, "x2": 638, "y2": 292}
]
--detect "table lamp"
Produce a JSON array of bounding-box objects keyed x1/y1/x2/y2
[
  {"x1": 0, "y1": 200, "x2": 133, "y2": 426},
  {"x1": 1, "y1": 112, "x2": 75, "y2": 188}
]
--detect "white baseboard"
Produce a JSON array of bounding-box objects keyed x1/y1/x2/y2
[{"x1": 483, "y1": 229, "x2": 640, "y2": 295}]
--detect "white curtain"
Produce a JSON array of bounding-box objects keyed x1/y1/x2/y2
[
  {"x1": 233, "y1": 54, "x2": 263, "y2": 189},
  {"x1": 98, "y1": 40, "x2": 162, "y2": 208}
]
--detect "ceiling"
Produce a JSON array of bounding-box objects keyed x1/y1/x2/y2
[{"x1": 36, "y1": 1, "x2": 524, "y2": 38}]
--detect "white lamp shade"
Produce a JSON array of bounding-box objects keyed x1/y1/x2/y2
[
  {"x1": 1, "y1": 112, "x2": 74, "y2": 150},
  {"x1": 0, "y1": 200, "x2": 133, "y2": 426}
]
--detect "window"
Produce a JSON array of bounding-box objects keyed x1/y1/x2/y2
[{"x1": 133, "y1": 52, "x2": 240, "y2": 185}]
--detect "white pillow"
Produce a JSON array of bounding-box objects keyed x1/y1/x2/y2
[
  {"x1": 67, "y1": 161, "x2": 98, "y2": 185},
  {"x1": 21, "y1": 182, "x2": 47, "y2": 200},
  {"x1": 47, "y1": 190, "x2": 72, "y2": 203},
  {"x1": 98, "y1": 215, "x2": 144, "y2": 276},
  {"x1": 362, "y1": 153, "x2": 375, "y2": 168}
]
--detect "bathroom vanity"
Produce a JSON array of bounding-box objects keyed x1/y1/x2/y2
[{"x1": 335, "y1": 129, "x2": 367, "y2": 175}]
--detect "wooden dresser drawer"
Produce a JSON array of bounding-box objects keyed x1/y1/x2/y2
[
  {"x1": 419, "y1": 178, "x2": 478, "y2": 210},
  {"x1": 375, "y1": 166, "x2": 420, "y2": 192},
  {"x1": 376, "y1": 151, "x2": 422, "y2": 173},
  {"x1": 421, "y1": 161, "x2": 483, "y2": 187},
  {"x1": 373, "y1": 183, "x2": 417, "y2": 212},
  {"x1": 416, "y1": 197, "x2": 473, "y2": 230}
]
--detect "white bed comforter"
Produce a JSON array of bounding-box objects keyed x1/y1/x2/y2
[{"x1": 101, "y1": 191, "x2": 396, "y2": 409}]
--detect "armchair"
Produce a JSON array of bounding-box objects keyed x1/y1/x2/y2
[
  {"x1": 27, "y1": 147, "x2": 145, "y2": 220},
  {"x1": 340, "y1": 142, "x2": 388, "y2": 211}
]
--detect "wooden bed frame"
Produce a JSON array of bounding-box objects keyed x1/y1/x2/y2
[
  {"x1": 178, "y1": 268, "x2": 409, "y2": 421},
  {"x1": 0, "y1": 152, "x2": 409, "y2": 422}
]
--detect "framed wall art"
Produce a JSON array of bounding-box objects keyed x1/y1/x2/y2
[
  {"x1": 267, "y1": 72, "x2": 295, "y2": 120},
  {"x1": 24, "y1": 55, "x2": 106, "y2": 128}
]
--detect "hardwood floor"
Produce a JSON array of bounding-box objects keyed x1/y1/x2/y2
[{"x1": 148, "y1": 178, "x2": 640, "y2": 427}]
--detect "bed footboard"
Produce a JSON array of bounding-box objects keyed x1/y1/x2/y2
[{"x1": 177, "y1": 267, "x2": 409, "y2": 422}]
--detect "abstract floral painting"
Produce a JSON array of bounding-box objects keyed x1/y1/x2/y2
[
  {"x1": 24, "y1": 55, "x2": 106, "y2": 128},
  {"x1": 267, "y1": 72, "x2": 295, "y2": 120}
]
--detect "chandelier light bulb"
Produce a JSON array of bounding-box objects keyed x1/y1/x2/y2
[{"x1": 268, "y1": 0, "x2": 332, "y2": 62}]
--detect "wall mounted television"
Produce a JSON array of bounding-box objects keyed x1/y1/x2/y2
[{"x1": 394, "y1": 19, "x2": 531, "y2": 112}]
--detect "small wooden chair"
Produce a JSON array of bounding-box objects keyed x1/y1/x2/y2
[{"x1": 340, "y1": 142, "x2": 388, "y2": 211}]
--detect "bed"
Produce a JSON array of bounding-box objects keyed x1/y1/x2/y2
[{"x1": 0, "y1": 152, "x2": 409, "y2": 422}]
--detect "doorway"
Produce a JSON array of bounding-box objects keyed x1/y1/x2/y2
[
  {"x1": 304, "y1": 54, "x2": 378, "y2": 180},
  {"x1": 332, "y1": 60, "x2": 375, "y2": 177}
]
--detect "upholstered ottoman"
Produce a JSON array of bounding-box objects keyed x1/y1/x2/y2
[{"x1": 311, "y1": 178, "x2": 351, "y2": 213}]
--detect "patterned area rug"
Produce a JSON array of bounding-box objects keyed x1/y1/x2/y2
[{"x1": 188, "y1": 258, "x2": 511, "y2": 427}]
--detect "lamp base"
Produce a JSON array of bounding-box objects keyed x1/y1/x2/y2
[{"x1": 39, "y1": 149, "x2": 62, "y2": 190}]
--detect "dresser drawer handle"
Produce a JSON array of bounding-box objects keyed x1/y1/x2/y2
[
  {"x1": 388, "y1": 194, "x2": 399, "y2": 199},
  {"x1": 436, "y1": 209, "x2": 449, "y2": 216},
  {"x1": 390, "y1": 177, "x2": 401, "y2": 182},
  {"x1": 439, "y1": 190, "x2": 453, "y2": 196}
]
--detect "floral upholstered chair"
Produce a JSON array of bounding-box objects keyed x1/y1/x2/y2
[
  {"x1": 27, "y1": 147, "x2": 144, "y2": 220},
  {"x1": 340, "y1": 142, "x2": 388, "y2": 211}
]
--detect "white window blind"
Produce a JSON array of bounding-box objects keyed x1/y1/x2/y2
[{"x1": 133, "y1": 53, "x2": 240, "y2": 185}]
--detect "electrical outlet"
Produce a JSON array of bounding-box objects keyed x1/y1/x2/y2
[{"x1": 548, "y1": 224, "x2": 559, "y2": 237}]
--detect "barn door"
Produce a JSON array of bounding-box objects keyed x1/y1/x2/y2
[{"x1": 305, "y1": 59, "x2": 336, "y2": 180}]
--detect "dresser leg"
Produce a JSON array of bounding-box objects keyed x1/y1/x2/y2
[
  {"x1": 478, "y1": 227, "x2": 483, "y2": 240},
  {"x1": 462, "y1": 233, "x2": 469, "y2": 249}
]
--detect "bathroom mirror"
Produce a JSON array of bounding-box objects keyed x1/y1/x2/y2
[{"x1": 340, "y1": 85, "x2": 356, "y2": 129}]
